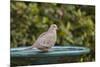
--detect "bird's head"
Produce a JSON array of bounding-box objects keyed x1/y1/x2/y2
[{"x1": 49, "y1": 24, "x2": 58, "y2": 31}]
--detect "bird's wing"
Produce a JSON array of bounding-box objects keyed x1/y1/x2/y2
[
  {"x1": 34, "y1": 32, "x2": 52, "y2": 48},
  {"x1": 33, "y1": 32, "x2": 56, "y2": 48},
  {"x1": 38, "y1": 33, "x2": 55, "y2": 48},
  {"x1": 32, "y1": 32, "x2": 47, "y2": 47}
]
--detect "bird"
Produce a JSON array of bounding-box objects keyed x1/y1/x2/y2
[{"x1": 30, "y1": 24, "x2": 58, "y2": 52}]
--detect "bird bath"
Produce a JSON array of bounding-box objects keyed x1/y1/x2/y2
[{"x1": 11, "y1": 46, "x2": 90, "y2": 66}]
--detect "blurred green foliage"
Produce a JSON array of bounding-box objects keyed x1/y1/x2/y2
[{"x1": 11, "y1": 1, "x2": 95, "y2": 62}]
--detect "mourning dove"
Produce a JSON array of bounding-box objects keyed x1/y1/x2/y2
[{"x1": 32, "y1": 24, "x2": 58, "y2": 52}]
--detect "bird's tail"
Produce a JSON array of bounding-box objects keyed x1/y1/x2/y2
[{"x1": 22, "y1": 46, "x2": 33, "y2": 50}]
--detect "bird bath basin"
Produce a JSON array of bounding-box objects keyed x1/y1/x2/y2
[{"x1": 11, "y1": 46, "x2": 90, "y2": 66}]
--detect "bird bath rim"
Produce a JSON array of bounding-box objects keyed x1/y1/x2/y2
[{"x1": 11, "y1": 46, "x2": 90, "y2": 58}]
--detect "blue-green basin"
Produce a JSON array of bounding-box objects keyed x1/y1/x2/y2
[{"x1": 11, "y1": 46, "x2": 90, "y2": 58}]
